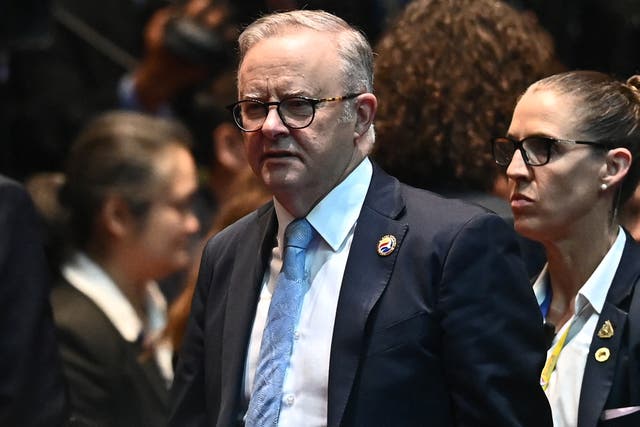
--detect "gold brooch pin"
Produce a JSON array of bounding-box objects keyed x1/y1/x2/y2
[
  {"x1": 377, "y1": 235, "x2": 397, "y2": 256},
  {"x1": 595, "y1": 347, "x2": 610, "y2": 362},
  {"x1": 597, "y1": 320, "x2": 614, "y2": 339}
]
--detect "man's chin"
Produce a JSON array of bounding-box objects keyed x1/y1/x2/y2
[
  {"x1": 261, "y1": 153, "x2": 301, "y2": 166},
  {"x1": 261, "y1": 167, "x2": 305, "y2": 191}
]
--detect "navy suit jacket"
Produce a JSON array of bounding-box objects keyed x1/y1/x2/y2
[
  {"x1": 0, "y1": 175, "x2": 68, "y2": 426},
  {"x1": 51, "y1": 281, "x2": 169, "y2": 427},
  {"x1": 577, "y1": 230, "x2": 640, "y2": 427},
  {"x1": 170, "y1": 164, "x2": 552, "y2": 426}
]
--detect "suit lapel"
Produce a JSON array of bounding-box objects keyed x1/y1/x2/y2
[
  {"x1": 578, "y1": 303, "x2": 628, "y2": 427},
  {"x1": 327, "y1": 165, "x2": 407, "y2": 427},
  {"x1": 578, "y1": 232, "x2": 640, "y2": 427},
  {"x1": 219, "y1": 204, "x2": 277, "y2": 423}
]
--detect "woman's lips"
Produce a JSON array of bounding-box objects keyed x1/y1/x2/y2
[{"x1": 510, "y1": 194, "x2": 533, "y2": 210}]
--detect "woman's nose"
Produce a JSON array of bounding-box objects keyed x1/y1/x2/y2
[{"x1": 506, "y1": 148, "x2": 531, "y2": 180}]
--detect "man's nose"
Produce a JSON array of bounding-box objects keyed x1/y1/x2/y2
[{"x1": 260, "y1": 106, "x2": 289, "y2": 138}]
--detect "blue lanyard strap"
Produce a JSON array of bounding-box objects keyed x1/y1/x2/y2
[{"x1": 540, "y1": 282, "x2": 553, "y2": 318}]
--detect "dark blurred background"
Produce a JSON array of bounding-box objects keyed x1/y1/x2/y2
[{"x1": 2, "y1": 0, "x2": 639, "y2": 182}]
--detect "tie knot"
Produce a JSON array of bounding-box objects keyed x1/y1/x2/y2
[{"x1": 284, "y1": 218, "x2": 314, "y2": 250}]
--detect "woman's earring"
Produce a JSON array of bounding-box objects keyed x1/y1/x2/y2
[{"x1": 601, "y1": 183, "x2": 608, "y2": 191}]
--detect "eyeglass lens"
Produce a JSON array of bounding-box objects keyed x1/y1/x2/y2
[
  {"x1": 493, "y1": 137, "x2": 552, "y2": 166},
  {"x1": 233, "y1": 98, "x2": 315, "y2": 131}
]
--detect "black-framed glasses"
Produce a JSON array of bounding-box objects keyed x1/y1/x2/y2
[
  {"x1": 491, "y1": 136, "x2": 609, "y2": 167},
  {"x1": 226, "y1": 93, "x2": 362, "y2": 132}
]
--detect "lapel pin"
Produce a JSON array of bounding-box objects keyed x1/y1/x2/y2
[
  {"x1": 597, "y1": 320, "x2": 614, "y2": 339},
  {"x1": 595, "y1": 347, "x2": 610, "y2": 363},
  {"x1": 377, "y1": 235, "x2": 397, "y2": 256}
]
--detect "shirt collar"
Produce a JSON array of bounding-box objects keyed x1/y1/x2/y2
[
  {"x1": 533, "y1": 226, "x2": 626, "y2": 316},
  {"x1": 579, "y1": 227, "x2": 626, "y2": 314},
  {"x1": 62, "y1": 252, "x2": 168, "y2": 342},
  {"x1": 273, "y1": 157, "x2": 373, "y2": 251},
  {"x1": 533, "y1": 264, "x2": 550, "y2": 308}
]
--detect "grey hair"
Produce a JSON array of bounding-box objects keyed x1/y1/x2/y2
[{"x1": 238, "y1": 10, "x2": 374, "y2": 94}]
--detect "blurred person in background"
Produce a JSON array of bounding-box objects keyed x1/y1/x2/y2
[
  {"x1": 51, "y1": 110, "x2": 200, "y2": 426},
  {"x1": 0, "y1": 174, "x2": 68, "y2": 426},
  {"x1": 24, "y1": 171, "x2": 69, "y2": 276},
  {"x1": 374, "y1": 0, "x2": 561, "y2": 196},
  {"x1": 158, "y1": 69, "x2": 252, "y2": 301},
  {"x1": 373, "y1": 0, "x2": 562, "y2": 277},
  {"x1": 189, "y1": 70, "x2": 251, "y2": 238}
]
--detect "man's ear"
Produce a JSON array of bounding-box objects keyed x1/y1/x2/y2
[
  {"x1": 354, "y1": 93, "x2": 377, "y2": 139},
  {"x1": 601, "y1": 147, "x2": 632, "y2": 189},
  {"x1": 101, "y1": 194, "x2": 134, "y2": 238},
  {"x1": 213, "y1": 122, "x2": 247, "y2": 172}
]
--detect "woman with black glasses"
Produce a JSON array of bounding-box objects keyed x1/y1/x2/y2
[{"x1": 492, "y1": 70, "x2": 640, "y2": 427}]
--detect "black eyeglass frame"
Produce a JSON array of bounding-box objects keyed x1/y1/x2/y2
[
  {"x1": 491, "y1": 135, "x2": 610, "y2": 167},
  {"x1": 226, "y1": 93, "x2": 363, "y2": 132}
]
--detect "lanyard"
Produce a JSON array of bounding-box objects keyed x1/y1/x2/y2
[
  {"x1": 540, "y1": 284, "x2": 553, "y2": 318},
  {"x1": 539, "y1": 303, "x2": 590, "y2": 391},
  {"x1": 538, "y1": 278, "x2": 594, "y2": 390},
  {"x1": 539, "y1": 321, "x2": 572, "y2": 391}
]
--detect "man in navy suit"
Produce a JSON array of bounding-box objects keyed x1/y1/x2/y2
[{"x1": 170, "y1": 10, "x2": 552, "y2": 427}]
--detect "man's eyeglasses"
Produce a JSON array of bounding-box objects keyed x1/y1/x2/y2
[
  {"x1": 226, "y1": 93, "x2": 362, "y2": 132},
  {"x1": 491, "y1": 136, "x2": 609, "y2": 167}
]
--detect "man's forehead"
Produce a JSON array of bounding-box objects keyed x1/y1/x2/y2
[
  {"x1": 237, "y1": 33, "x2": 341, "y2": 97},
  {"x1": 238, "y1": 75, "x2": 322, "y2": 99}
]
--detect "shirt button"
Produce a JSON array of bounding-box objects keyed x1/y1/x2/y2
[
  {"x1": 284, "y1": 394, "x2": 295, "y2": 406},
  {"x1": 293, "y1": 331, "x2": 300, "y2": 340}
]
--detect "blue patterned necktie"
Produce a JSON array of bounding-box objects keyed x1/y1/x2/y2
[{"x1": 246, "y1": 218, "x2": 314, "y2": 427}]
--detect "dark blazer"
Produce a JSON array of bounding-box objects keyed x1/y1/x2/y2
[
  {"x1": 170, "y1": 164, "x2": 552, "y2": 426},
  {"x1": 0, "y1": 175, "x2": 68, "y2": 426},
  {"x1": 577, "y1": 230, "x2": 640, "y2": 427},
  {"x1": 443, "y1": 190, "x2": 546, "y2": 279},
  {"x1": 51, "y1": 281, "x2": 169, "y2": 427}
]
